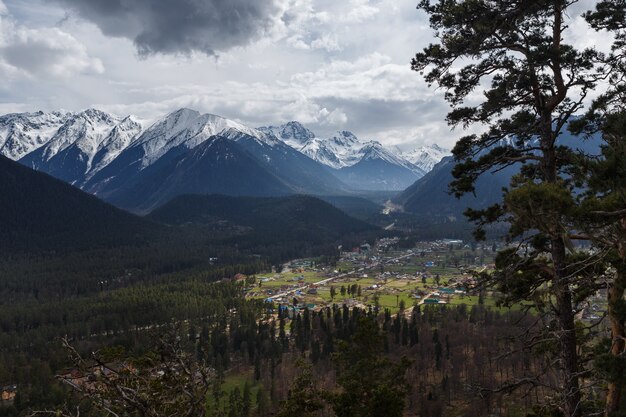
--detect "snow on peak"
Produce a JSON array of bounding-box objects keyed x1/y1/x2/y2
[
  {"x1": 133, "y1": 109, "x2": 269, "y2": 168},
  {"x1": 401, "y1": 144, "x2": 451, "y2": 172},
  {"x1": 0, "y1": 111, "x2": 73, "y2": 160},
  {"x1": 88, "y1": 115, "x2": 143, "y2": 177},
  {"x1": 2, "y1": 107, "x2": 449, "y2": 186},
  {"x1": 357, "y1": 141, "x2": 423, "y2": 174},
  {"x1": 257, "y1": 121, "x2": 315, "y2": 149},
  {"x1": 264, "y1": 123, "x2": 427, "y2": 173},
  {"x1": 40, "y1": 109, "x2": 123, "y2": 163}
]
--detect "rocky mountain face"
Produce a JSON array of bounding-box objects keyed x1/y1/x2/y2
[
  {"x1": 1, "y1": 108, "x2": 450, "y2": 211},
  {"x1": 401, "y1": 144, "x2": 450, "y2": 173},
  {"x1": 259, "y1": 121, "x2": 449, "y2": 191}
]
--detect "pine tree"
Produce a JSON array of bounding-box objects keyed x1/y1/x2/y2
[
  {"x1": 411, "y1": 2, "x2": 615, "y2": 415},
  {"x1": 329, "y1": 317, "x2": 410, "y2": 417},
  {"x1": 276, "y1": 359, "x2": 324, "y2": 417},
  {"x1": 571, "y1": 4, "x2": 626, "y2": 414},
  {"x1": 242, "y1": 381, "x2": 251, "y2": 417}
]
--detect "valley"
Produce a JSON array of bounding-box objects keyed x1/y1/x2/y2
[
  {"x1": 2, "y1": 0, "x2": 625, "y2": 415},
  {"x1": 249, "y1": 239, "x2": 492, "y2": 313}
]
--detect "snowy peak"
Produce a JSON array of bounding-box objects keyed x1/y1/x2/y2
[
  {"x1": 2, "y1": 108, "x2": 449, "y2": 197},
  {"x1": 42, "y1": 109, "x2": 122, "y2": 162},
  {"x1": 89, "y1": 116, "x2": 143, "y2": 177},
  {"x1": 401, "y1": 144, "x2": 450, "y2": 173},
  {"x1": 263, "y1": 121, "x2": 429, "y2": 175},
  {"x1": 257, "y1": 121, "x2": 315, "y2": 149},
  {"x1": 297, "y1": 129, "x2": 373, "y2": 169},
  {"x1": 0, "y1": 111, "x2": 72, "y2": 160},
  {"x1": 357, "y1": 141, "x2": 424, "y2": 175},
  {"x1": 331, "y1": 130, "x2": 359, "y2": 145},
  {"x1": 299, "y1": 137, "x2": 345, "y2": 168},
  {"x1": 14, "y1": 109, "x2": 146, "y2": 185},
  {"x1": 134, "y1": 109, "x2": 267, "y2": 168}
]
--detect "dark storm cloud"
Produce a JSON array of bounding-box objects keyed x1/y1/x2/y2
[{"x1": 53, "y1": 0, "x2": 282, "y2": 56}]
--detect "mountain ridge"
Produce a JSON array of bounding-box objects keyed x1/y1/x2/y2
[
  {"x1": 1, "y1": 108, "x2": 451, "y2": 210},
  {"x1": 0, "y1": 154, "x2": 155, "y2": 253}
]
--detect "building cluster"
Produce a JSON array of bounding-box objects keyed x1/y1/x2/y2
[{"x1": 1, "y1": 385, "x2": 17, "y2": 405}]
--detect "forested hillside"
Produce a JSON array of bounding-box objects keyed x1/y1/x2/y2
[{"x1": 0, "y1": 155, "x2": 155, "y2": 253}]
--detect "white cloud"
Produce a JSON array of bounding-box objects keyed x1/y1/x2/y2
[
  {"x1": 0, "y1": 5, "x2": 103, "y2": 79},
  {"x1": 0, "y1": 0, "x2": 612, "y2": 151},
  {"x1": 344, "y1": 0, "x2": 379, "y2": 23},
  {"x1": 310, "y1": 34, "x2": 341, "y2": 52},
  {"x1": 2, "y1": 27, "x2": 104, "y2": 77}
]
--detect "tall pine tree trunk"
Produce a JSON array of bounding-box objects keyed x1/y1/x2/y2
[
  {"x1": 606, "y1": 219, "x2": 626, "y2": 416},
  {"x1": 543, "y1": 117, "x2": 581, "y2": 417},
  {"x1": 552, "y1": 238, "x2": 583, "y2": 417}
]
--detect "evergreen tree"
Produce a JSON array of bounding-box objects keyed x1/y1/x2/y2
[
  {"x1": 571, "y1": 4, "x2": 626, "y2": 414},
  {"x1": 242, "y1": 381, "x2": 251, "y2": 417},
  {"x1": 256, "y1": 387, "x2": 268, "y2": 417},
  {"x1": 411, "y1": 2, "x2": 616, "y2": 415},
  {"x1": 329, "y1": 317, "x2": 410, "y2": 417},
  {"x1": 276, "y1": 359, "x2": 324, "y2": 417}
]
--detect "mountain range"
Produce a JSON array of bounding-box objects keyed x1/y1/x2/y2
[
  {"x1": 0, "y1": 108, "x2": 449, "y2": 212},
  {"x1": 258, "y1": 123, "x2": 444, "y2": 191},
  {"x1": 395, "y1": 130, "x2": 603, "y2": 222}
]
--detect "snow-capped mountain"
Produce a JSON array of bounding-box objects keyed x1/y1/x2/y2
[
  {"x1": 358, "y1": 141, "x2": 424, "y2": 175},
  {"x1": 20, "y1": 109, "x2": 141, "y2": 185},
  {"x1": 259, "y1": 122, "x2": 435, "y2": 190},
  {"x1": 0, "y1": 111, "x2": 72, "y2": 160},
  {"x1": 131, "y1": 108, "x2": 269, "y2": 169},
  {"x1": 401, "y1": 144, "x2": 451, "y2": 173},
  {"x1": 258, "y1": 121, "x2": 315, "y2": 149},
  {"x1": 299, "y1": 131, "x2": 362, "y2": 169},
  {"x1": 106, "y1": 136, "x2": 295, "y2": 212},
  {"x1": 2, "y1": 107, "x2": 451, "y2": 210},
  {"x1": 79, "y1": 109, "x2": 349, "y2": 210},
  {"x1": 89, "y1": 115, "x2": 143, "y2": 178},
  {"x1": 261, "y1": 122, "x2": 434, "y2": 176}
]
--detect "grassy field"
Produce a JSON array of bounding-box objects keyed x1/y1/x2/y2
[{"x1": 246, "y1": 246, "x2": 500, "y2": 314}]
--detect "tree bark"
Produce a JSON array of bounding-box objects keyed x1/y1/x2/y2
[
  {"x1": 606, "y1": 219, "x2": 626, "y2": 416},
  {"x1": 541, "y1": 108, "x2": 582, "y2": 417},
  {"x1": 552, "y1": 237, "x2": 583, "y2": 417}
]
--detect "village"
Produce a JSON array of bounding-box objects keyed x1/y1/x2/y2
[{"x1": 244, "y1": 238, "x2": 499, "y2": 316}]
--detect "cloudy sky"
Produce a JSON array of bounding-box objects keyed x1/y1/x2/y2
[{"x1": 0, "y1": 0, "x2": 610, "y2": 150}]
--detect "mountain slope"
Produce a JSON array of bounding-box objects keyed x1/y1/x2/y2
[
  {"x1": 334, "y1": 157, "x2": 423, "y2": 191},
  {"x1": 0, "y1": 155, "x2": 154, "y2": 253},
  {"x1": 258, "y1": 121, "x2": 315, "y2": 149},
  {"x1": 261, "y1": 122, "x2": 428, "y2": 191},
  {"x1": 317, "y1": 195, "x2": 383, "y2": 222},
  {"x1": 401, "y1": 144, "x2": 450, "y2": 172},
  {"x1": 106, "y1": 136, "x2": 293, "y2": 213},
  {"x1": 299, "y1": 131, "x2": 362, "y2": 169},
  {"x1": 3, "y1": 108, "x2": 448, "y2": 204},
  {"x1": 333, "y1": 142, "x2": 424, "y2": 191},
  {"x1": 396, "y1": 131, "x2": 603, "y2": 221},
  {"x1": 83, "y1": 110, "x2": 347, "y2": 203},
  {"x1": 395, "y1": 156, "x2": 514, "y2": 221},
  {"x1": 147, "y1": 194, "x2": 376, "y2": 239},
  {"x1": 83, "y1": 108, "x2": 262, "y2": 197},
  {"x1": 0, "y1": 111, "x2": 71, "y2": 160},
  {"x1": 19, "y1": 109, "x2": 142, "y2": 185},
  {"x1": 225, "y1": 129, "x2": 350, "y2": 195}
]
